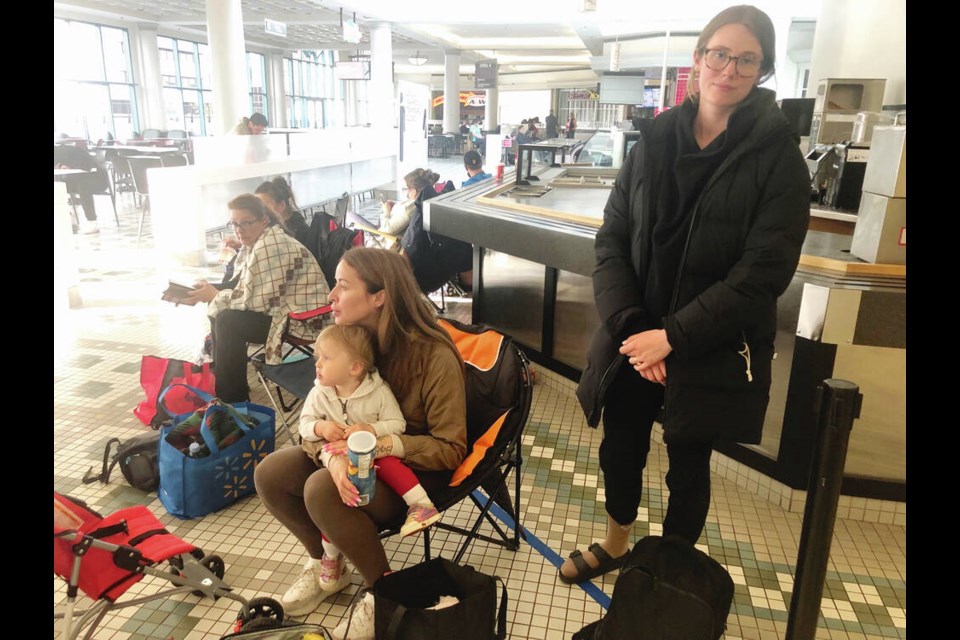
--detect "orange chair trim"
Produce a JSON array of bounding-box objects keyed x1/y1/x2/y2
[
  {"x1": 439, "y1": 319, "x2": 503, "y2": 372},
  {"x1": 449, "y1": 409, "x2": 510, "y2": 487}
]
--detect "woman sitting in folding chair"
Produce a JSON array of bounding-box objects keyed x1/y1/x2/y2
[
  {"x1": 254, "y1": 247, "x2": 467, "y2": 639},
  {"x1": 181, "y1": 194, "x2": 328, "y2": 403},
  {"x1": 400, "y1": 174, "x2": 474, "y2": 295}
]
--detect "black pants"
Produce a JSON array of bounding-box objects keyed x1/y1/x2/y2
[
  {"x1": 600, "y1": 360, "x2": 714, "y2": 545},
  {"x1": 209, "y1": 309, "x2": 271, "y2": 403},
  {"x1": 63, "y1": 172, "x2": 100, "y2": 221}
]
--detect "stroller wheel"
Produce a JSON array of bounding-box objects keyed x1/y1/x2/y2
[{"x1": 237, "y1": 596, "x2": 284, "y2": 628}]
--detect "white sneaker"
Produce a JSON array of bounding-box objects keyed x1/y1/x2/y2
[
  {"x1": 280, "y1": 557, "x2": 351, "y2": 616},
  {"x1": 331, "y1": 591, "x2": 375, "y2": 640}
]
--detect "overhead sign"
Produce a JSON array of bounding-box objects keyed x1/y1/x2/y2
[
  {"x1": 343, "y1": 18, "x2": 362, "y2": 44},
  {"x1": 475, "y1": 60, "x2": 498, "y2": 89},
  {"x1": 264, "y1": 19, "x2": 287, "y2": 37},
  {"x1": 568, "y1": 89, "x2": 599, "y2": 100},
  {"x1": 431, "y1": 92, "x2": 487, "y2": 108}
]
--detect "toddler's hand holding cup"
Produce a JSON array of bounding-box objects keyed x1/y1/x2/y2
[{"x1": 346, "y1": 431, "x2": 377, "y2": 506}]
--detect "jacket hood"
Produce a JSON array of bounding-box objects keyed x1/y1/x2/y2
[
  {"x1": 314, "y1": 368, "x2": 387, "y2": 402},
  {"x1": 647, "y1": 87, "x2": 793, "y2": 151}
]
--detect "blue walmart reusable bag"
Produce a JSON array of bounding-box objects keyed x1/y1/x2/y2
[{"x1": 157, "y1": 384, "x2": 275, "y2": 519}]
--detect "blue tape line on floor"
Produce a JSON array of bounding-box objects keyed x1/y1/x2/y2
[{"x1": 471, "y1": 490, "x2": 612, "y2": 610}]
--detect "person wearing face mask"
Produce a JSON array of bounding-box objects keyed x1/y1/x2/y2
[
  {"x1": 183, "y1": 194, "x2": 328, "y2": 402},
  {"x1": 561, "y1": 4, "x2": 809, "y2": 585}
]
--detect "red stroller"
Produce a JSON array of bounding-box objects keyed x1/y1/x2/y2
[{"x1": 54, "y1": 492, "x2": 285, "y2": 640}]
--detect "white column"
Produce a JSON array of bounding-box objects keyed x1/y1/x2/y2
[
  {"x1": 267, "y1": 53, "x2": 287, "y2": 128},
  {"x1": 807, "y1": 0, "x2": 905, "y2": 104},
  {"x1": 205, "y1": 0, "x2": 249, "y2": 135},
  {"x1": 443, "y1": 51, "x2": 461, "y2": 134},
  {"x1": 369, "y1": 23, "x2": 395, "y2": 129},
  {"x1": 484, "y1": 87, "x2": 499, "y2": 130},
  {"x1": 135, "y1": 24, "x2": 167, "y2": 130},
  {"x1": 659, "y1": 31, "x2": 670, "y2": 111}
]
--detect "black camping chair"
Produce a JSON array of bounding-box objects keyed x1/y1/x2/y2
[
  {"x1": 252, "y1": 353, "x2": 317, "y2": 446},
  {"x1": 379, "y1": 319, "x2": 533, "y2": 563},
  {"x1": 303, "y1": 211, "x2": 363, "y2": 290}
]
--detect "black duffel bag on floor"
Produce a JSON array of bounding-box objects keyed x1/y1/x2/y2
[{"x1": 373, "y1": 557, "x2": 507, "y2": 640}]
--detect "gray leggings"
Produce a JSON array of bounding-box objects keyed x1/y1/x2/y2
[{"x1": 254, "y1": 446, "x2": 407, "y2": 586}]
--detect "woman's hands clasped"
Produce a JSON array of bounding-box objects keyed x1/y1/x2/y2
[{"x1": 619, "y1": 329, "x2": 673, "y2": 385}]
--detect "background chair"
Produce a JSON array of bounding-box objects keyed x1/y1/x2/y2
[
  {"x1": 160, "y1": 153, "x2": 189, "y2": 167},
  {"x1": 92, "y1": 150, "x2": 120, "y2": 226},
  {"x1": 126, "y1": 156, "x2": 163, "y2": 245}
]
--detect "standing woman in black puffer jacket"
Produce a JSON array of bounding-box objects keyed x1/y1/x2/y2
[{"x1": 560, "y1": 4, "x2": 810, "y2": 586}]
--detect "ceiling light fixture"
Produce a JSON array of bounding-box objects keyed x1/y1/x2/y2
[{"x1": 408, "y1": 51, "x2": 428, "y2": 66}]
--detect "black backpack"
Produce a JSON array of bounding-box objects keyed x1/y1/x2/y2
[
  {"x1": 82, "y1": 431, "x2": 162, "y2": 493},
  {"x1": 573, "y1": 535, "x2": 734, "y2": 640}
]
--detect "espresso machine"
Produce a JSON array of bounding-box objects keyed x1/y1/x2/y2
[{"x1": 822, "y1": 142, "x2": 870, "y2": 211}]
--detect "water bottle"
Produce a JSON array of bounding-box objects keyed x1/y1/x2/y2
[{"x1": 187, "y1": 441, "x2": 209, "y2": 458}]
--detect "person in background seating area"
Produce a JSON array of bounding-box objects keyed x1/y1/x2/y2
[
  {"x1": 55, "y1": 142, "x2": 103, "y2": 232},
  {"x1": 255, "y1": 176, "x2": 310, "y2": 245},
  {"x1": 378, "y1": 168, "x2": 439, "y2": 238},
  {"x1": 565, "y1": 112, "x2": 577, "y2": 139},
  {"x1": 220, "y1": 176, "x2": 310, "y2": 284},
  {"x1": 182, "y1": 194, "x2": 328, "y2": 402},
  {"x1": 545, "y1": 110, "x2": 559, "y2": 139},
  {"x1": 461, "y1": 150, "x2": 492, "y2": 188},
  {"x1": 230, "y1": 112, "x2": 268, "y2": 135}
]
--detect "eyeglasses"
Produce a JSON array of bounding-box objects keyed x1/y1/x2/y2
[
  {"x1": 701, "y1": 48, "x2": 763, "y2": 77},
  {"x1": 227, "y1": 218, "x2": 263, "y2": 230}
]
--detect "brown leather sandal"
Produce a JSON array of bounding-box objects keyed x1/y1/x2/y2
[{"x1": 558, "y1": 542, "x2": 629, "y2": 585}]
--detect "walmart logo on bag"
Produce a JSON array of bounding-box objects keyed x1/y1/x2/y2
[
  {"x1": 241, "y1": 438, "x2": 270, "y2": 471},
  {"x1": 214, "y1": 456, "x2": 250, "y2": 498}
]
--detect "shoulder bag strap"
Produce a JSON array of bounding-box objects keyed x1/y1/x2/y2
[{"x1": 385, "y1": 603, "x2": 409, "y2": 639}]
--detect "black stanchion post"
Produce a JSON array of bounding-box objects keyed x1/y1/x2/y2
[{"x1": 785, "y1": 379, "x2": 863, "y2": 640}]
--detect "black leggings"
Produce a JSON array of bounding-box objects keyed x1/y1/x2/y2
[
  {"x1": 600, "y1": 360, "x2": 714, "y2": 545},
  {"x1": 209, "y1": 309, "x2": 270, "y2": 403}
]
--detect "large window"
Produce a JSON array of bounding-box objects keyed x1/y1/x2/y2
[
  {"x1": 248, "y1": 52, "x2": 268, "y2": 118},
  {"x1": 158, "y1": 36, "x2": 214, "y2": 136},
  {"x1": 284, "y1": 50, "x2": 343, "y2": 129},
  {"x1": 54, "y1": 19, "x2": 138, "y2": 141}
]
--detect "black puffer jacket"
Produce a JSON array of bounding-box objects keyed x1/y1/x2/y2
[{"x1": 576, "y1": 88, "x2": 810, "y2": 444}]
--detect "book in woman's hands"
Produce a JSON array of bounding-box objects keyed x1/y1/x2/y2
[{"x1": 162, "y1": 281, "x2": 200, "y2": 306}]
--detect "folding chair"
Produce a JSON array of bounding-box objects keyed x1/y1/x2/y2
[
  {"x1": 126, "y1": 155, "x2": 163, "y2": 245},
  {"x1": 379, "y1": 318, "x2": 533, "y2": 563}
]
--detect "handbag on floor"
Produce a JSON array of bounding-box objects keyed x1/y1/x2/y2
[
  {"x1": 571, "y1": 535, "x2": 734, "y2": 640},
  {"x1": 372, "y1": 557, "x2": 507, "y2": 640},
  {"x1": 157, "y1": 383, "x2": 275, "y2": 519},
  {"x1": 133, "y1": 355, "x2": 216, "y2": 428}
]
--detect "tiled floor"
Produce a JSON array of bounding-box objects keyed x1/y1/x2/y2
[{"x1": 54, "y1": 182, "x2": 906, "y2": 639}]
